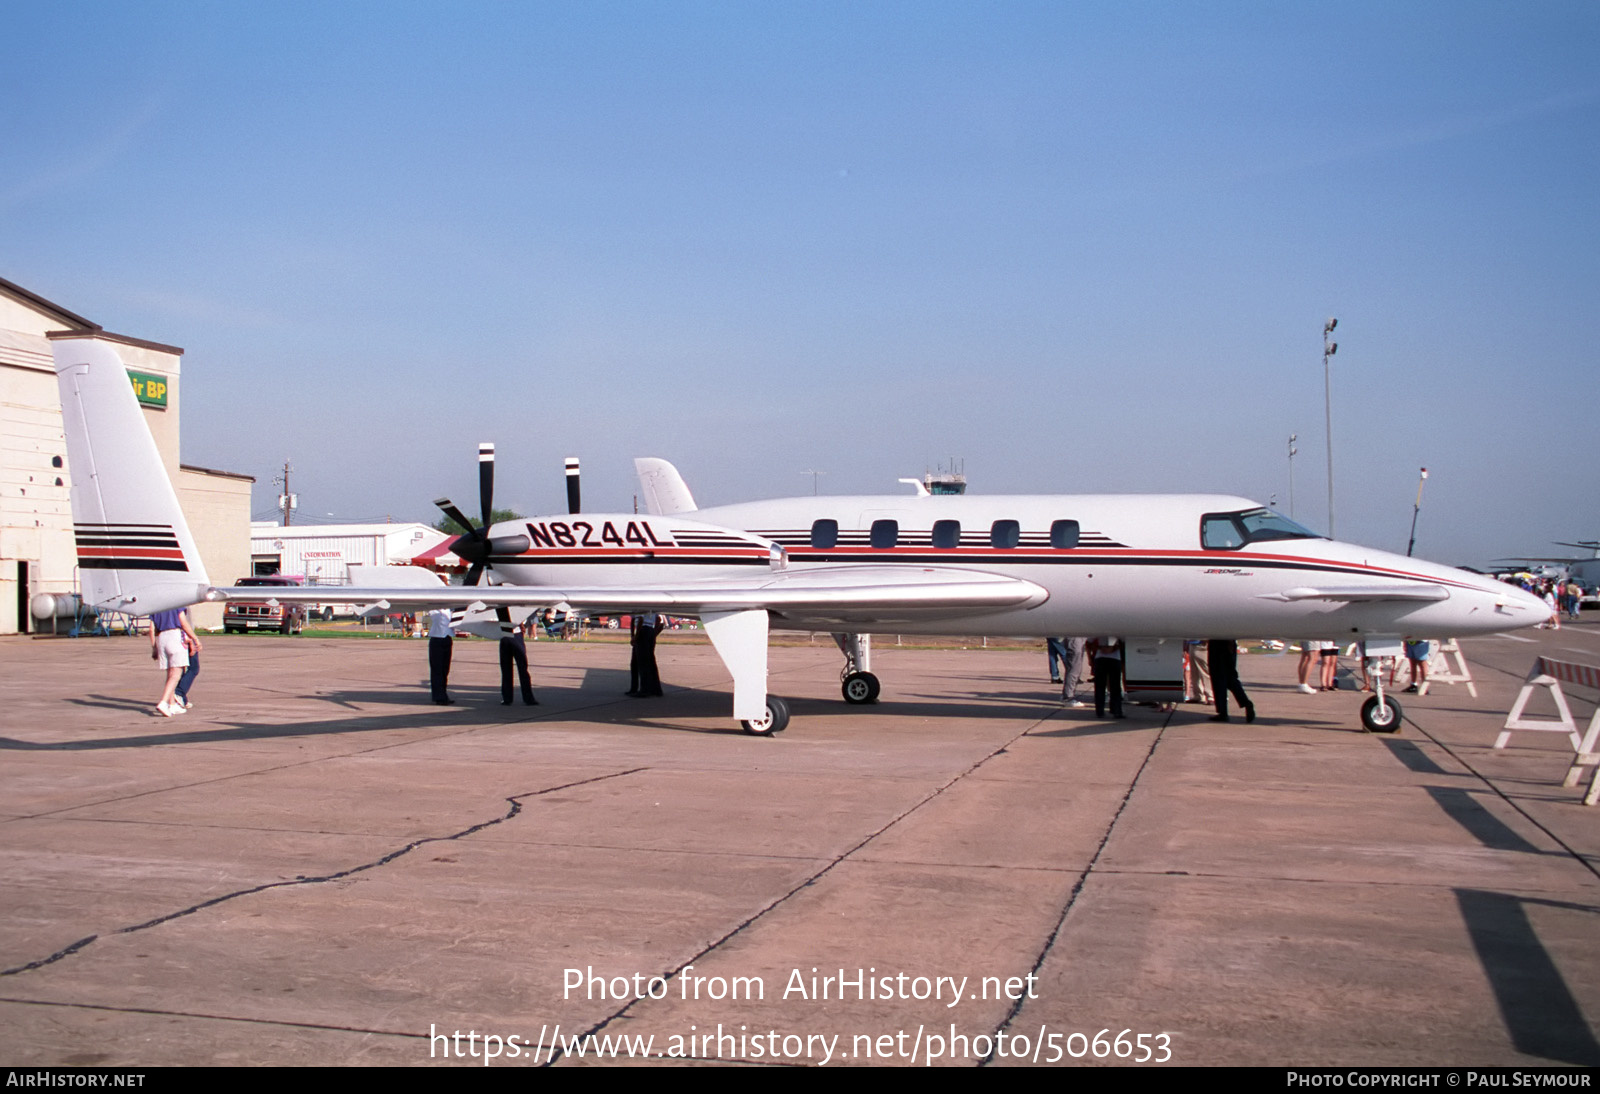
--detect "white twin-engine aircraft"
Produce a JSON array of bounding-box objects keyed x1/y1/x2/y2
[{"x1": 53, "y1": 335, "x2": 1547, "y2": 735}]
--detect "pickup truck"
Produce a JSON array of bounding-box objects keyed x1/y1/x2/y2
[{"x1": 222, "y1": 575, "x2": 308, "y2": 634}]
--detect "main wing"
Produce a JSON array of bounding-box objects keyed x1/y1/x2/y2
[{"x1": 203, "y1": 564, "x2": 1049, "y2": 626}]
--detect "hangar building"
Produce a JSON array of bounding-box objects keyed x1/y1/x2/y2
[
  {"x1": 249, "y1": 521, "x2": 453, "y2": 583},
  {"x1": 0, "y1": 276, "x2": 253, "y2": 633}
]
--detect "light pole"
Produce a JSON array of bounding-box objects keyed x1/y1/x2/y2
[
  {"x1": 1322, "y1": 318, "x2": 1338, "y2": 537},
  {"x1": 1287, "y1": 434, "x2": 1298, "y2": 520},
  {"x1": 1406, "y1": 467, "x2": 1429, "y2": 557}
]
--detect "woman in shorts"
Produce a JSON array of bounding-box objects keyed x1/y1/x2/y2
[{"x1": 148, "y1": 607, "x2": 201, "y2": 717}]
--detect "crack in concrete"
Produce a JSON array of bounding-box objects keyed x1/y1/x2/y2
[
  {"x1": 0, "y1": 767, "x2": 646, "y2": 979},
  {"x1": 0, "y1": 993, "x2": 428, "y2": 1042},
  {"x1": 982, "y1": 702, "x2": 1174, "y2": 1065},
  {"x1": 549, "y1": 709, "x2": 1071, "y2": 1066}
]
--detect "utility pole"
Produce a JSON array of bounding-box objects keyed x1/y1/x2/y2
[
  {"x1": 274, "y1": 460, "x2": 295, "y2": 527},
  {"x1": 799, "y1": 470, "x2": 826, "y2": 496},
  {"x1": 1322, "y1": 318, "x2": 1338, "y2": 537},
  {"x1": 1287, "y1": 434, "x2": 1298, "y2": 520}
]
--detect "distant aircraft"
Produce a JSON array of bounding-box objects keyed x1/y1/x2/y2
[
  {"x1": 1494, "y1": 541, "x2": 1600, "y2": 588},
  {"x1": 53, "y1": 335, "x2": 1549, "y2": 736}
]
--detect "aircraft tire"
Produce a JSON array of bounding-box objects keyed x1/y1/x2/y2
[
  {"x1": 841, "y1": 672, "x2": 881, "y2": 705},
  {"x1": 741, "y1": 696, "x2": 790, "y2": 736},
  {"x1": 1360, "y1": 695, "x2": 1403, "y2": 733}
]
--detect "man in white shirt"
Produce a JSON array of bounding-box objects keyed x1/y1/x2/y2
[{"x1": 428, "y1": 608, "x2": 454, "y2": 704}]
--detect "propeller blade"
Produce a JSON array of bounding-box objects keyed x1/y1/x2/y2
[
  {"x1": 464, "y1": 560, "x2": 484, "y2": 587},
  {"x1": 434, "y1": 497, "x2": 478, "y2": 537},
  {"x1": 478, "y1": 442, "x2": 495, "y2": 532},
  {"x1": 565, "y1": 456, "x2": 581, "y2": 514}
]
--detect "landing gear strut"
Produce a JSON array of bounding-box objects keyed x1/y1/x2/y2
[
  {"x1": 1360, "y1": 641, "x2": 1403, "y2": 733},
  {"x1": 834, "y1": 633, "x2": 880, "y2": 704}
]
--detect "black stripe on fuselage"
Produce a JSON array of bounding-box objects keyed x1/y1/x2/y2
[
  {"x1": 490, "y1": 548, "x2": 1477, "y2": 592},
  {"x1": 784, "y1": 550, "x2": 1474, "y2": 587},
  {"x1": 490, "y1": 555, "x2": 769, "y2": 566}
]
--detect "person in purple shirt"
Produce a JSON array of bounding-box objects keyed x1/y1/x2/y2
[{"x1": 147, "y1": 607, "x2": 201, "y2": 717}]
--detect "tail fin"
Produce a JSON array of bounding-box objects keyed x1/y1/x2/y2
[
  {"x1": 52, "y1": 335, "x2": 211, "y2": 615},
  {"x1": 634, "y1": 457, "x2": 697, "y2": 515}
]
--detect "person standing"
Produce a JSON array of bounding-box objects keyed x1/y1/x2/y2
[
  {"x1": 1089, "y1": 636, "x2": 1125, "y2": 719},
  {"x1": 174, "y1": 615, "x2": 201, "y2": 711},
  {"x1": 1046, "y1": 637, "x2": 1069, "y2": 684},
  {"x1": 629, "y1": 611, "x2": 666, "y2": 697},
  {"x1": 499, "y1": 619, "x2": 538, "y2": 706},
  {"x1": 147, "y1": 606, "x2": 200, "y2": 717},
  {"x1": 428, "y1": 607, "x2": 454, "y2": 704},
  {"x1": 1059, "y1": 637, "x2": 1088, "y2": 707},
  {"x1": 1207, "y1": 638, "x2": 1255, "y2": 723},
  {"x1": 1403, "y1": 638, "x2": 1433, "y2": 693},
  {"x1": 1296, "y1": 642, "x2": 1317, "y2": 694},
  {"x1": 1319, "y1": 641, "x2": 1340, "y2": 690}
]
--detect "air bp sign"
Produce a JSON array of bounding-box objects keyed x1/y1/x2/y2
[{"x1": 127, "y1": 369, "x2": 168, "y2": 409}]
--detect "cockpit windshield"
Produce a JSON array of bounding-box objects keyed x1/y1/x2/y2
[{"x1": 1201, "y1": 508, "x2": 1321, "y2": 550}]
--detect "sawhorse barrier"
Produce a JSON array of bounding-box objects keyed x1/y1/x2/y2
[
  {"x1": 1496, "y1": 656, "x2": 1600, "y2": 806},
  {"x1": 1419, "y1": 638, "x2": 1475, "y2": 697}
]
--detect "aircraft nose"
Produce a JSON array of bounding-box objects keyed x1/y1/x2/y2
[{"x1": 1493, "y1": 580, "x2": 1550, "y2": 622}]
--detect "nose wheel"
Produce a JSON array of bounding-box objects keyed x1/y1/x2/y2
[
  {"x1": 741, "y1": 696, "x2": 791, "y2": 736},
  {"x1": 1361, "y1": 694, "x2": 1402, "y2": 733},
  {"x1": 842, "y1": 671, "x2": 881, "y2": 705}
]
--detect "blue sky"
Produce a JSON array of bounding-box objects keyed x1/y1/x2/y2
[{"x1": 5, "y1": 2, "x2": 1596, "y2": 567}]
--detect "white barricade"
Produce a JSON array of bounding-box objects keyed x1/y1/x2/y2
[
  {"x1": 1419, "y1": 638, "x2": 1475, "y2": 698},
  {"x1": 1495, "y1": 657, "x2": 1600, "y2": 806}
]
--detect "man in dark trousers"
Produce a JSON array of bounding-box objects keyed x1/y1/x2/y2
[
  {"x1": 1207, "y1": 638, "x2": 1255, "y2": 723},
  {"x1": 1089, "y1": 636, "x2": 1125, "y2": 719},
  {"x1": 427, "y1": 608, "x2": 454, "y2": 704},
  {"x1": 499, "y1": 619, "x2": 538, "y2": 706},
  {"x1": 628, "y1": 611, "x2": 666, "y2": 697}
]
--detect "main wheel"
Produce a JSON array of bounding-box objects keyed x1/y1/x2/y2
[
  {"x1": 841, "y1": 671, "x2": 881, "y2": 705},
  {"x1": 1361, "y1": 695, "x2": 1403, "y2": 733},
  {"x1": 741, "y1": 696, "x2": 791, "y2": 736}
]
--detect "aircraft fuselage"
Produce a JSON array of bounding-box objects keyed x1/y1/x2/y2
[{"x1": 484, "y1": 493, "x2": 1548, "y2": 640}]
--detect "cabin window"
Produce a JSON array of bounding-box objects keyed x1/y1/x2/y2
[
  {"x1": 1050, "y1": 520, "x2": 1080, "y2": 549},
  {"x1": 810, "y1": 519, "x2": 838, "y2": 549},
  {"x1": 990, "y1": 520, "x2": 1020, "y2": 549},
  {"x1": 870, "y1": 519, "x2": 899, "y2": 548},
  {"x1": 932, "y1": 520, "x2": 961, "y2": 548}
]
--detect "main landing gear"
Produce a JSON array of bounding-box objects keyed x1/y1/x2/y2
[
  {"x1": 842, "y1": 672, "x2": 881, "y2": 704},
  {"x1": 741, "y1": 696, "x2": 791, "y2": 736},
  {"x1": 834, "y1": 633, "x2": 881, "y2": 705}
]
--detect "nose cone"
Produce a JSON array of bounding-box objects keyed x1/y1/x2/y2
[{"x1": 1485, "y1": 578, "x2": 1549, "y2": 627}]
